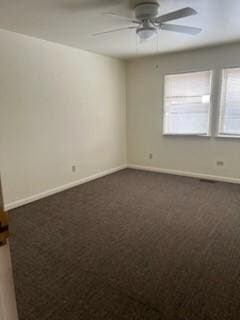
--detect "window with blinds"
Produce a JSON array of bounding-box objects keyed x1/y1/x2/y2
[
  {"x1": 218, "y1": 68, "x2": 240, "y2": 136},
  {"x1": 163, "y1": 70, "x2": 212, "y2": 135}
]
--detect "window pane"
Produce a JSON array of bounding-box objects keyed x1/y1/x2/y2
[
  {"x1": 219, "y1": 68, "x2": 240, "y2": 136},
  {"x1": 163, "y1": 71, "x2": 212, "y2": 135}
]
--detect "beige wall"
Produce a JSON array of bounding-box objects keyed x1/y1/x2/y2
[
  {"x1": 0, "y1": 29, "x2": 127, "y2": 208},
  {"x1": 1, "y1": 29, "x2": 240, "y2": 210},
  {"x1": 127, "y1": 43, "x2": 240, "y2": 181}
]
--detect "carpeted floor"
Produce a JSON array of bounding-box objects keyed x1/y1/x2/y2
[{"x1": 10, "y1": 169, "x2": 240, "y2": 320}]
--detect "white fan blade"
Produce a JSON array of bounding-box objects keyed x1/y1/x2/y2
[
  {"x1": 161, "y1": 23, "x2": 202, "y2": 35},
  {"x1": 156, "y1": 7, "x2": 197, "y2": 24},
  {"x1": 104, "y1": 13, "x2": 140, "y2": 24},
  {"x1": 93, "y1": 26, "x2": 136, "y2": 36}
]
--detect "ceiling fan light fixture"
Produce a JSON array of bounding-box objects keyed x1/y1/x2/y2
[
  {"x1": 137, "y1": 26, "x2": 157, "y2": 40},
  {"x1": 94, "y1": 6, "x2": 201, "y2": 40}
]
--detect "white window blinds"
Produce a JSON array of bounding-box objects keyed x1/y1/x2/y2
[
  {"x1": 219, "y1": 68, "x2": 240, "y2": 136},
  {"x1": 163, "y1": 71, "x2": 212, "y2": 135}
]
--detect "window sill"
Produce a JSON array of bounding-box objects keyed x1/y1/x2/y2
[
  {"x1": 163, "y1": 133, "x2": 210, "y2": 137},
  {"x1": 216, "y1": 134, "x2": 240, "y2": 139}
]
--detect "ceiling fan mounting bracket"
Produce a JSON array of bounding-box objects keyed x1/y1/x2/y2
[{"x1": 134, "y1": 1, "x2": 160, "y2": 20}]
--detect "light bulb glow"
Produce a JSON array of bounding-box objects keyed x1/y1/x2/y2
[
  {"x1": 201, "y1": 95, "x2": 210, "y2": 103},
  {"x1": 137, "y1": 25, "x2": 158, "y2": 40},
  {"x1": 137, "y1": 28, "x2": 157, "y2": 40}
]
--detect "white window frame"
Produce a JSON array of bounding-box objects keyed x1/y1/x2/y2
[
  {"x1": 162, "y1": 70, "x2": 213, "y2": 137},
  {"x1": 217, "y1": 67, "x2": 240, "y2": 138}
]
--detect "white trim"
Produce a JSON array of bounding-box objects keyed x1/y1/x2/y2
[
  {"x1": 128, "y1": 164, "x2": 240, "y2": 184},
  {"x1": 5, "y1": 165, "x2": 127, "y2": 211},
  {"x1": 162, "y1": 133, "x2": 210, "y2": 137},
  {"x1": 5, "y1": 163, "x2": 240, "y2": 211},
  {"x1": 216, "y1": 134, "x2": 240, "y2": 139}
]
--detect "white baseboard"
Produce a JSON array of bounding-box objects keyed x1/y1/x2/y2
[
  {"x1": 128, "y1": 164, "x2": 240, "y2": 185},
  {"x1": 5, "y1": 165, "x2": 127, "y2": 211},
  {"x1": 5, "y1": 163, "x2": 240, "y2": 211}
]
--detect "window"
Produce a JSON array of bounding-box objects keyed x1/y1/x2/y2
[
  {"x1": 218, "y1": 68, "x2": 240, "y2": 136},
  {"x1": 163, "y1": 71, "x2": 212, "y2": 135}
]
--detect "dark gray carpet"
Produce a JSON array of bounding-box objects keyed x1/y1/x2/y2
[{"x1": 10, "y1": 169, "x2": 240, "y2": 320}]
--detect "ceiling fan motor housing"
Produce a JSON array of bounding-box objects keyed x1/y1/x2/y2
[{"x1": 135, "y1": 1, "x2": 160, "y2": 20}]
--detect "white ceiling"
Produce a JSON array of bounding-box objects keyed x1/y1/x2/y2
[{"x1": 0, "y1": 0, "x2": 240, "y2": 59}]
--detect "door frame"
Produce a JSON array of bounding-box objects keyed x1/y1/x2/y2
[{"x1": 0, "y1": 176, "x2": 18, "y2": 320}]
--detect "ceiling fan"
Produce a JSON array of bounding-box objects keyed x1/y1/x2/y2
[{"x1": 92, "y1": 1, "x2": 202, "y2": 40}]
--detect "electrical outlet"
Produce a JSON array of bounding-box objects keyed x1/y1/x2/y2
[
  {"x1": 216, "y1": 160, "x2": 224, "y2": 167},
  {"x1": 149, "y1": 153, "x2": 153, "y2": 160},
  {"x1": 72, "y1": 165, "x2": 76, "y2": 173}
]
